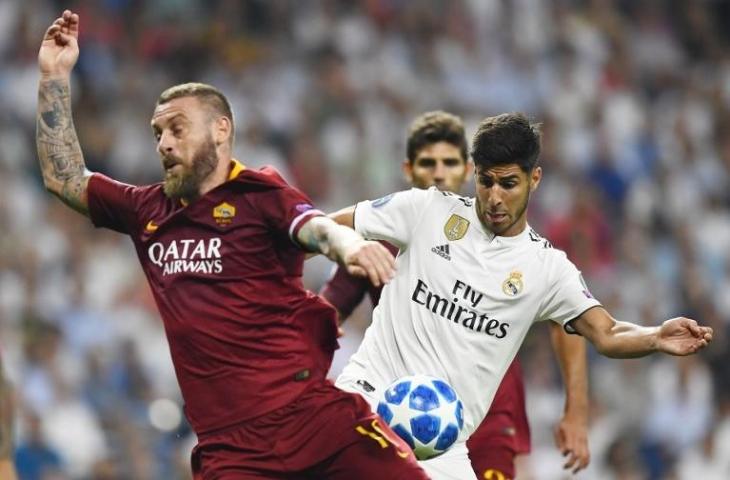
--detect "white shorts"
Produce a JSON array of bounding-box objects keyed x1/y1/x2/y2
[{"x1": 336, "y1": 371, "x2": 478, "y2": 480}]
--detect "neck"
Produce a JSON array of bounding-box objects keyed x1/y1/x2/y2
[{"x1": 182, "y1": 155, "x2": 232, "y2": 204}]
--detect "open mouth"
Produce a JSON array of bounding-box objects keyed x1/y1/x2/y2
[{"x1": 486, "y1": 212, "x2": 507, "y2": 223}]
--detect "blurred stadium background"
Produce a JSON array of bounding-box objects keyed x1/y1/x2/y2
[{"x1": 1, "y1": 0, "x2": 730, "y2": 478}]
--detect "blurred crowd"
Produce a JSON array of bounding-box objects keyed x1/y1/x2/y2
[{"x1": 1, "y1": 0, "x2": 730, "y2": 478}]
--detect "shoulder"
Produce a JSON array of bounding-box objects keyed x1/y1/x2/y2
[
  {"x1": 89, "y1": 172, "x2": 165, "y2": 202},
  {"x1": 433, "y1": 188, "x2": 476, "y2": 209},
  {"x1": 522, "y1": 227, "x2": 571, "y2": 265},
  {"x1": 527, "y1": 230, "x2": 583, "y2": 286},
  {"x1": 234, "y1": 166, "x2": 291, "y2": 190}
]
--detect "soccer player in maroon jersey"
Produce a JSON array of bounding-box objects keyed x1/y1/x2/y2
[
  {"x1": 0, "y1": 352, "x2": 18, "y2": 480},
  {"x1": 321, "y1": 111, "x2": 591, "y2": 479},
  {"x1": 36, "y1": 11, "x2": 429, "y2": 479}
]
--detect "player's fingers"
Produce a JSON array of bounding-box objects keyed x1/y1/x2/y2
[
  {"x1": 54, "y1": 32, "x2": 76, "y2": 47},
  {"x1": 683, "y1": 318, "x2": 702, "y2": 337},
  {"x1": 68, "y1": 13, "x2": 80, "y2": 37},
  {"x1": 357, "y1": 255, "x2": 383, "y2": 288},
  {"x1": 571, "y1": 443, "x2": 590, "y2": 473},
  {"x1": 346, "y1": 265, "x2": 367, "y2": 278},
  {"x1": 702, "y1": 327, "x2": 713, "y2": 342},
  {"x1": 365, "y1": 244, "x2": 395, "y2": 285},
  {"x1": 562, "y1": 450, "x2": 577, "y2": 470},
  {"x1": 373, "y1": 248, "x2": 395, "y2": 282},
  {"x1": 44, "y1": 23, "x2": 62, "y2": 39}
]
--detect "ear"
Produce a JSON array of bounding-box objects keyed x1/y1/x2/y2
[
  {"x1": 530, "y1": 166, "x2": 542, "y2": 192},
  {"x1": 214, "y1": 116, "x2": 233, "y2": 146},
  {"x1": 402, "y1": 159, "x2": 413, "y2": 183}
]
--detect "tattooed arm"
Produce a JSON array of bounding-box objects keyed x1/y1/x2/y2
[
  {"x1": 36, "y1": 10, "x2": 91, "y2": 216},
  {"x1": 297, "y1": 216, "x2": 395, "y2": 288}
]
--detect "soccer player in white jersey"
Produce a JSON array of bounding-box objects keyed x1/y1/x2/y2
[{"x1": 331, "y1": 112, "x2": 713, "y2": 480}]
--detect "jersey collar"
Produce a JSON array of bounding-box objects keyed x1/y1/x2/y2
[
  {"x1": 471, "y1": 201, "x2": 530, "y2": 244},
  {"x1": 228, "y1": 158, "x2": 246, "y2": 180}
]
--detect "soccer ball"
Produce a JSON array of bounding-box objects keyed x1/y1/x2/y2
[{"x1": 376, "y1": 374, "x2": 464, "y2": 460}]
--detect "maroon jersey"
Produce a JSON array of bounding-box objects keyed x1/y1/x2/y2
[
  {"x1": 321, "y1": 251, "x2": 531, "y2": 457},
  {"x1": 88, "y1": 162, "x2": 340, "y2": 434}
]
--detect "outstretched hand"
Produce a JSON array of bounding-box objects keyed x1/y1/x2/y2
[
  {"x1": 656, "y1": 317, "x2": 712, "y2": 355},
  {"x1": 342, "y1": 240, "x2": 395, "y2": 288},
  {"x1": 39, "y1": 10, "x2": 80, "y2": 78}
]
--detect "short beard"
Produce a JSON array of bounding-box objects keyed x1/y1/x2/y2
[{"x1": 163, "y1": 137, "x2": 218, "y2": 201}]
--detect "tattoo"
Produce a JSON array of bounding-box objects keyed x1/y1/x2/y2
[
  {"x1": 36, "y1": 78, "x2": 90, "y2": 215},
  {"x1": 297, "y1": 219, "x2": 329, "y2": 254}
]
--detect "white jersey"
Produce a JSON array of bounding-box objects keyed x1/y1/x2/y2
[{"x1": 336, "y1": 187, "x2": 600, "y2": 440}]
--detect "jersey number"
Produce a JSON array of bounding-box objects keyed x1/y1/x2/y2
[
  {"x1": 483, "y1": 469, "x2": 510, "y2": 480},
  {"x1": 356, "y1": 419, "x2": 411, "y2": 458}
]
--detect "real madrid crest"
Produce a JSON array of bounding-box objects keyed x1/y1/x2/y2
[
  {"x1": 502, "y1": 271, "x2": 523, "y2": 296},
  {"x1": 444, "y1": 214, "x2": 470, "y2": 241},
  {"x1": 213, "y1": 201, "x2": 236, "y2": 226}
]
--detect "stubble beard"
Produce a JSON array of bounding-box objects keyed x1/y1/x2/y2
[
  {"x1": 479, "y1": 189, "x2": 531, "y2": 236},
  {"x1": 163, "y1": 137, "x2": 218, "y2": 201}
]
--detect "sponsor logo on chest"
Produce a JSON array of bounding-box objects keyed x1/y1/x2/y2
[
  {"x1": 148, "y1": 238, "x2": 223, "y2": 276},
  {"x1": 411, "y1": 278, "x2": 510, "y2": 338}
]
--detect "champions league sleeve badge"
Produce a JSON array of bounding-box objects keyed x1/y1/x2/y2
[{"x1": 371, "y1": 193, "x2": 395, "y2": 208}]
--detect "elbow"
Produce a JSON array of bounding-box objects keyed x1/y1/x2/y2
[
  {"x1": 592, "y1": 336, "x2": 618, "y2": 358},
  {"x1": 41, "y1": 173, "x2": 60, "y2": 195}
]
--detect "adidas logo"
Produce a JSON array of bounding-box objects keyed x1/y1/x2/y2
[{"x1": 431, "y1": 244, "x2": 451, "y2": 261}]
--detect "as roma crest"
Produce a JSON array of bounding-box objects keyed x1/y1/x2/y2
[
  {"x1": 213, "y1": 202, "x2": 236, "y2": 226},
  {"x1": 444, "y1": 214, "x2": 470, "y2": 241}
]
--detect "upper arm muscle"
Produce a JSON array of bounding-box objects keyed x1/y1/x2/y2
[{"x1": 569, "y1": 306, "x2": 612, "y2": 344}]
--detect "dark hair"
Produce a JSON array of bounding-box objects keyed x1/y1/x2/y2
[
  {"x1": 157, "y1": 82, "x2": 235, "y2": 144},
  {"x1": 406, "y1": 111, "x2": 468, "y2": 163},
  {"x1": 471, "y1": 113, "x2": 541, "y2": 172}
]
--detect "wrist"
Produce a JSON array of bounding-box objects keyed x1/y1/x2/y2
[
  {"x1": 649, "y1": 325, "x2": 661, "y2": 352},
  {"x1": 39, "y1": 73, "x2": 71, "y2": 82}
]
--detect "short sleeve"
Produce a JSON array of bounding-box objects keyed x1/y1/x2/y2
[
  {"x1": 537, "y1": 252, "x2": 602, "y2": 332},
  {"x1": 87, "y1": 173, "x2": 143, "y2": 235},
  {"x1": 353, "y1": 188, "x2": 433, "y2": 249},
  {"x1": 253, "y1": 182, "x2": 324, "y2": 242}
]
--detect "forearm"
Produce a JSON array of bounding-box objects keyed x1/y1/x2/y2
[
  {"x1": 550, "y1": 323, "x2": 588, "y2": 415},
  {"x1": 37, "y1": 76, "x2": 90, "y2": 215},
  {"x1": 328, "y1": 206, "x2": 355, "y2": 228},
  {"x1": 297, "y1": 216, "x2": 361, "y2": 263},
  {"x1": 584, "y1": 318, "x2": 659, "y2": 358}
]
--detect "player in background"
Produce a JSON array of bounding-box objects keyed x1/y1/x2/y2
[
  {"x1": 320, "y1": 111, "x2": 590, "y2": 479},
  {"x1": 36, "y1": 11, "x2": 429, "y2": 479},
  {"x1": 0, "y1": 353, "x2": 18, "y2": 480},
  {"x1": 329, "y1": 112, "x2": 713, "y2": 480}
]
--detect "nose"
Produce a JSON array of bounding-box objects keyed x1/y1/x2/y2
[
  {"x1": 157, "y1": 131, "x2": 174, "y2": 156},
  {"x1": 433, "y1": 161, "x2": 446, "y2": 182},
  {"x1": 486, "y1": 186, "x2": 503, "y2": 209}
]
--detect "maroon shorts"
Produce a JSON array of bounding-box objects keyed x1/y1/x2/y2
[
  {"x1": 467, "y1": 360, "x2": 531, "y2": 480},
  {"x1": 191, "y1": 380, "x2": 428, "y2": 479}
]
